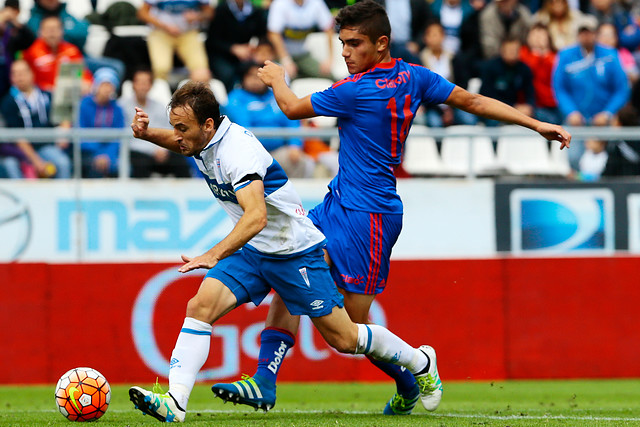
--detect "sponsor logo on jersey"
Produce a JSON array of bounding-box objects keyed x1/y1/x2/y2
[
  {"x1": 375, "y1": 71, "x2": 410, "y2": 89},
  {"x1": 267, "y1": 341, "x2": 288, "y2": 374}
]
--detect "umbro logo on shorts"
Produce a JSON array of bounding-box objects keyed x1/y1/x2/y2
[{"x1": 310, "y1": 299, "x2": 324, "y2": 310}]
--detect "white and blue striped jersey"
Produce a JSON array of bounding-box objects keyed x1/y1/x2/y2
[{"x1": 193, "y1": 117, "x2": 326, "y2": 255}]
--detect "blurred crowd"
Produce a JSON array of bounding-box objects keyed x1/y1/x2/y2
[{"x1": 1, "y1": 0, "x2": 640, "y2": 180}]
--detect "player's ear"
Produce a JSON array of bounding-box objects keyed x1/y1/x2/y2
[
  {"x1": 376, "y1": 35, "x2": 389, "y2": 53},
  {"x1": 203, "y1": 117, "x2": 215, "y2": 132}
]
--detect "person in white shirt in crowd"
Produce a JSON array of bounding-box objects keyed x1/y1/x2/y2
[
  {"x1": 137, "y1": 0, "x2": 213, "y2": 81},
  {"x1": 267, "y1": 0, "x2": 335, "y2": 79}
]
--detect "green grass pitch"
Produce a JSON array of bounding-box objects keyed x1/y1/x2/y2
[{"x1": 1, "y1": 380, "x2": 639, "y2": 426}]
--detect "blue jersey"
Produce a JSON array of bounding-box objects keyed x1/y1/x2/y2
[{"x1": 311, "y1": 58, "x2": 455, "y2": 214}]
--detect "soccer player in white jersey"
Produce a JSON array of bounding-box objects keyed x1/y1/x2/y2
[{"x1": 127, "y1": 81, "x2": 443, "y2": 422}]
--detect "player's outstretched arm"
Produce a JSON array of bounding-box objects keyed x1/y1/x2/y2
[
  {"x1": 131, "y1": 107, "x2": 182, "y2": 153},
  {"x1": 257, "y1": 60, "x2": 316, "y2": 120},
  {"x1": 445, "y1": 86, "x2": 571, "y2": 149},
  {"x1": 179, "y1": 180, "x2": 268, "y2": 273}
]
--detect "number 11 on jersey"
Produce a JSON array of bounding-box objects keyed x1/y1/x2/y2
[{"x1": 386, "y1": 94, "x2": 414, "y2": 159}]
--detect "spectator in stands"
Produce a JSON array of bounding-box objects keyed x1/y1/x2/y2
[
  {"x1": 597, "y1": 22, "x2": 639, "y2": 84},
  {"x1": 553, "y1": 15, "x2": 629, "y2": 170},
  {"x1": 22, "y1": 16, "x2": 92, "y2": 94},
  {"x1": 589, "y1": 0, "x2": 640, "y2": 52},
  {"x1": 520, "y1": 23, "x2": 561, "y2": 124},
  {"x1": 430, "y1": 0, "x2": 475, "y2": 54},
  {"x1": 119, "y1": 67, "x2": 192, "y2": 178},
  {"x1": 267, "y1": 0, "x2": 335, "y2": 79},
  {"x1": 78, "y1": 67, "x2": 125, "y2": 178},
  {"x1": 532, "y1": 0, "x2": 585, "y2": 51},
  {"x1": 205, "y1": 0, "x2": 267, "y2": 92},
  {"x1": 479, "y1": 37, "x2": 535, "y2": 125},
  {"x1": 0, "y1": 59, "x2": 71, "y2": 178},
  {"x1": 578, "y1": 138, "x2": 608, "y2": 180},
  {"x1": 0, "y1": 0, "x2": 35, "y2": 99},
  {"x1": 137, "y1": 0, "x2": 213, "y2": 82},
  {"x1": 26, "y1": 0, "x2": 124, "y2": 79},
  {"x1": 452, "y1": 0, "x2": 485, "y2": 86},
  {"x1": 602, "y1": 104, "x2": 640, "y2": 176},
  {"x1": 225, "y1": 61, "x2": 316, "y2": 178},
  {"x1": 420, "y1": 22, "x2": 455, "y2": 127},
  {"x1": 379, "y1": 0, "x2": 434, "y2": 64},
  {"x1": 27, "y1": 0, "x2": 88, "y2": 50},
  {"x1": 479, "y1": 0, "x2": 532, "y2": 59}
]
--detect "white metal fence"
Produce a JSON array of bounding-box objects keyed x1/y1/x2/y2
[{"x1": 0, "y1": 126, "x2": 637, "y2": 179}]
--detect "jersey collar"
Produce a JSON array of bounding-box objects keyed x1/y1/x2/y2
[
  {"x1": 202, "y1": 115, "x2": 232, "y2": 152},
  {"x1": 373, "y1": 58, "x2": 397, "y2": 70}
]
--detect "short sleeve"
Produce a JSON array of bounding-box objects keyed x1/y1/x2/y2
[
  {"x1": 310, "y1": 81, "x2": 354, "y2": 118},
  {"x1": 415, "y1": 65, "x2": 455, "y2": 105},
  {"x1": 267, "y1": 0, "x2": 286, "y2": 33}
]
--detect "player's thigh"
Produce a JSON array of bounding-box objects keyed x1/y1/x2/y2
[
  {"x1": 176, "y1": 30, "x2": 209, "y2": 71},
  {"x1": 310, "y1": 305, "x2": 359, "y2": 354},
  {"x1": 338, "y1": 288, "x2": 376, "y2": 324},
  {"x1": 205, "y1": 250, "x2": 272, "y2": 310},
  {"x1": 186, "y1": 277, "x2": 238, "y2": 324}
]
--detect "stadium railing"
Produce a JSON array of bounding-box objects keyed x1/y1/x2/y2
[{"x1": 0, "y1": 126, "x2": 637, "y2": 179}]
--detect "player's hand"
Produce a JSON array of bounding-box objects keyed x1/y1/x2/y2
[
  {"x1": 258, "y1": 60, "x2": 287, "y2": 87},
  {"x1": 131, "y1": 107, "x2": 150, "y2": 139},
  {"x1": 178, "y1": 253, "x2": 219, "y2": 273},
  {"x1": 536, "y1": 122, "x2": 571, "y2": 150}
]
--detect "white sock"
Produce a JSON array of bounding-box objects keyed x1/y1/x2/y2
[
  {"x1": 355, "y1": 324, "x2": 428, "y2": 374},
  {"x1": 168, "y1": 317, "x2": 212, "y2": 410}
]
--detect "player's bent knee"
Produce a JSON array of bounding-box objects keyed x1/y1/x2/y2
[
  {"x1": 325, "y1": 333, "x2": 357, "y2": 354},
  {"x1": 185, "y1": 296, "x2": 214, "y2": 323}
]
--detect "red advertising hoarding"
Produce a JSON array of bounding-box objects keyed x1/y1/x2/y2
[{"x1": 2, "y1": 257, "x2": 639, "y2": 384}]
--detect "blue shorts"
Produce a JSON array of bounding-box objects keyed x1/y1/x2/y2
[
  {"x1": 308, "y1": 191, "x2": 402, "y2": 295},
  {"x1": 205, "y1": 244, "x2": 344, "y2": 317}
]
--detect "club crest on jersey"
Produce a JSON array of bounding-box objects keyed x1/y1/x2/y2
[
  {"x1": 299, "y1": 267, "x2": 310, "y2": 287},
  {"x1": 375, "y1": 71, "x2": 410, "y2": 89}
]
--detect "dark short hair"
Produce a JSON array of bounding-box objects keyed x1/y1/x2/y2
[
  {"x1": 170, "y1": 81, "x2": 223, "y2": 128},
  {"x1": 4, "y1": 0, "x2": 19, "y2": 10},
  {"x1": 335, "y1": 0, "x2": 390, "y2": 44},
  {"x1": 132, "y1": 65, "x2": 153, "y2": 79}
]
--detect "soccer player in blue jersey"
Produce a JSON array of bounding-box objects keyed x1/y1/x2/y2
[
  {"x1": 127, "y1": 81, "x2": 443, "y2": 422},
  {"x1": 212, "y1": 0, "x2": 571, "y2": 416}
]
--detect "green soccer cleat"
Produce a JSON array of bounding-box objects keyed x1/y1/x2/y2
[
  {"x1": 383, "y1": 385, "x2": 420, "y2": 415},
  {"x1": 211, "y1": 374, "x2": 276, "y2": 412},
  {"x1": 129, "y1": 380, "x2": 186, "y2": 422},
  {"x1": 415, "y1": 345, "x2": 443, "y2": 411}
]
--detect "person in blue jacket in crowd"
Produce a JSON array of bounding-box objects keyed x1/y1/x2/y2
[
  {"x1": 79, "y1": 67, "x2": 125, "y2": 178},
  {"x1": 553, "y1": 15, "x2": 629, "y2": 171},
  {"x1": 225, "y1": 61, "x2": 316, "y2": 178}
]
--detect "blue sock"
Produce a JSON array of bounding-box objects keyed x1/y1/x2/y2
[
  {"x1": 254, "y1": 328, "x2": 295, "y2": 386},
  {"x1": 367, "y1": 356, "x2": 418, "y2": 398}
]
